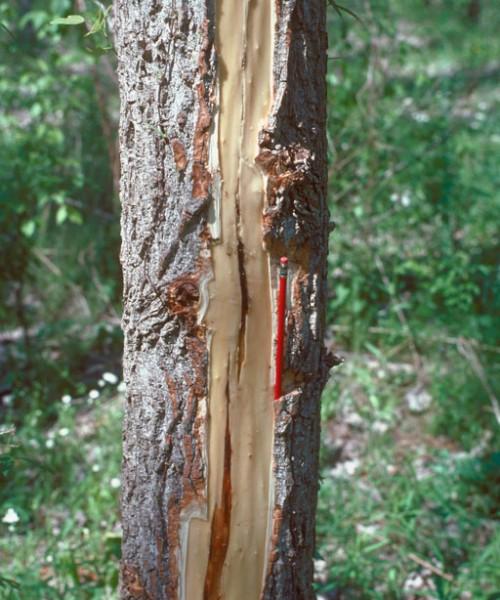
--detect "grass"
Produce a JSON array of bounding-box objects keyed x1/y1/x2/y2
[
  {"x1": 0, "y1": 381, "x2": 122, "y2": 599},
  {"x1": 1, "y1": 352, "x2": 498, "y2": 599},
  {"x1": 316, "y1": 352, "x2": 499, "y2": 599}
]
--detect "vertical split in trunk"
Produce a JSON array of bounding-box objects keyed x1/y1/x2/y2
[
  {"x1": 115, "y1": 1, "x2": 331, "y2": 598},
  {"x1": 184, "y1": 2, "x2": 275, "y2": 599}
]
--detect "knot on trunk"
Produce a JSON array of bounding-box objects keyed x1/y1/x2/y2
[
  {"x1": 256, "y1": 143, "x2": 312, "y2": 192},
  {"x1": 121, "y1": 564, "x2": 151, "y2": 600},
  {"x1": 257, "y1": 142, "x2": 326, "y2": 261}
]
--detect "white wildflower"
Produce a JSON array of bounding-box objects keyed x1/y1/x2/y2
[
  {"x1": 46, "y1": 555, "x2": 53, "y2": 563},
  {"x1": 390, "y1": 191, "x2": 411, "y2": 206},
  {"x1": 2, "y1": 508, "x2": 20, "y2": 524},
  {"x1": 2, "y1": 394, "x2": 13, "y2": 406},
  {"x1": 117, "y1": 381, "x2": 126, "y2": 393},
  {"x1": 413, "y1": 456, "x2": 432, "y2": 481},
  {"x1": 110, "y1": 477, "x2": 121, "y2": 489},
  {"x1": 98, "y1": 379, "x2": 106, "y2": 387},
  {"x1": 403, "y1": 572, "x2": 424, "y2": 594},
  {"x1": 102, "y1": 372, "x2": 119, "y2": 385},
  {"x1": 313, "y1": 558, "x2": 328, "y2": 584},
  {"x1": 412, "y1": 111, "x2": 430, "y2": 123},
  {"x1": 92, "y1": 464, "x2": 101, "y2": 473},
  {"x1": 372, "y1": 420, "x2": 389, "y2": 434},
  {"x1": 61, "y1": 395, "x2": 72, "y2": 406},
  {"x1": 88, "y1": 389, "x2": 100, "y2": 400},
  {"x1": 401, "y1": 191, "x2": 411, "y2": 207},
  {"x1": 45, "y1": 439, "x2": 55, "y2": 449},
  {"x1": 334, "y1": 547, "x2": 346, "y2": 561},
  {"x1": 406, "y1": 386, "x2": 432, "y2": 413},
  {"x1": 58, "y1": 428, "x2": 69, "y2": 437},
  {"x1": 356, "y1": 523, "x2": 379, "y2": 537},
  {"x1": 330, "y1": 458, "x2": 360, "y2": 479},
  {"x1": 344, "y1": 412, "x2": 364, "y2": 428}
]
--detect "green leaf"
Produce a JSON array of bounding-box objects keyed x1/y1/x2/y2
[
  {"x1": 56, "y1": 205, "x2": 68, "y2": 225},
  {"x1": 68, "y1": 207, "x2": 83, "y2": 225},
  {"x1": 21, "y1": 220, "x2": 36, "y2": 237},
  {"x1": 50, "y1": 15, "x2": 85, "y2": 26},
  {"x1": 363, "y1": 539, "x2": 389, "y2": 553},
  {"x1": 84, "y1": 45, "x2": 113, "y2": 56},
  {"x1": 0, "y1": 574, "x2": 20, "y2": 590},
  {"x1": 19, "y1": 10, "x2": 50, "y2": 30},
  {"x1": 85, "y1": 5, "x2": 112, "y2": 37}
]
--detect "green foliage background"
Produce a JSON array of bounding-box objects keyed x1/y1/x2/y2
[{"x1": 0, "y1": 0, "x2": 499, "y2": 598}]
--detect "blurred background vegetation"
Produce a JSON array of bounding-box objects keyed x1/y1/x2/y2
[{"x1": 0, "y1": 0, "x2": 498, "y2": 598}]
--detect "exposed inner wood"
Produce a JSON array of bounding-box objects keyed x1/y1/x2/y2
[{"x1": 184, "y1": 1, "x2": 275, "y2": 598}]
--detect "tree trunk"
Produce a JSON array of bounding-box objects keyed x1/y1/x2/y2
[
  {"x1": 467, "y1": 0, "x2": 481, "y2": 23},
  {"x1": 114, "y1": 1, "x2": 332, "y2": 599}
]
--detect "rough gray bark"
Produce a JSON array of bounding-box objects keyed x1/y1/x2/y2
[{"x1": 115, "y1": 1, "x2": 333, "y2": 599}]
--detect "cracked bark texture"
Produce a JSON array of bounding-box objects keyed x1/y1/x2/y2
[{"x1": 115, "y1": 1, "x2": 331, "y2": 599}]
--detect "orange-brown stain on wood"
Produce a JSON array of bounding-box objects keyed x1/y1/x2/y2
[
  {"x1": 203, "y1": 403, "x2": 232, "y2": 600},
  {"x1": 192, "y1": 65, "x2": 212, "y2": 199},
  {"x1": 122, "y1": 564, "x2": 152, "y2": 599},
  {"x1": 191, "y1": 21, "x2": 212, "y2": 199},
  {"x1": 165, "y1": 497, "x2": 181, "y2": 600},
  {"x1": 171, "y1": 138, "x2": 188, "y2": 172},
  {"x1": 166, "y1": 275, "x2": 200, "y2": 323},
  {"x1": 266, "y1": 506, "x2": 284, "y2": 570}
]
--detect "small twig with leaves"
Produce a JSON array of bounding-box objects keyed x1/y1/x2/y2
[
  {"x1": 327, "y1": 0, "x2": 364, "y2": 24},
  {"x1": 0, "y1": 22, "x2": 16, "y2": 41}
]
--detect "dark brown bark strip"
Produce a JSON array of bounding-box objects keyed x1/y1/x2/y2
[{"x1": 259, "y1": 1, "x2": 332, "y2": 598}]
